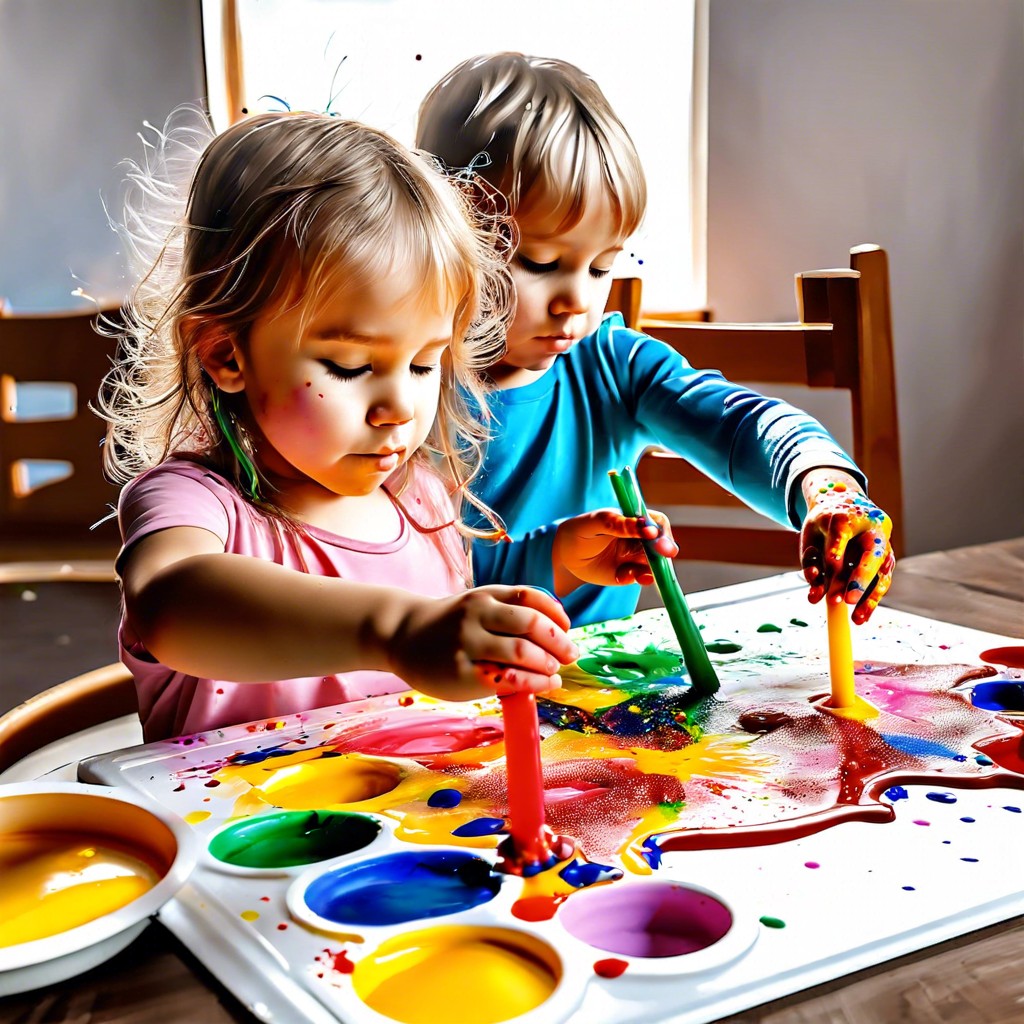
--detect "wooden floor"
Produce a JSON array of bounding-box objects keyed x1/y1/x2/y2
[{"x1": 0, "y1": 580, "x2": 122, "y2": 715}]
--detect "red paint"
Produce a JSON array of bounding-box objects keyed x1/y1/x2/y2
[
  {"x1": 500, "y1": 692, "x2": 554, "y2": 868},
  {"x1": 326, "y1": 949, "x2": 355, "y2": 974},
  {"x1": 511, "y1": 895, "x2": 565, "y2": 922},
  {"x1": 277, "y1": 922, "x2": 288, "y2": 931},
  {"x1": 594, "y1": 958, "x2": 629, "y2": 978},
  {"x1": 979, "y1": 646, "x2": 1024, "y2": 669}
]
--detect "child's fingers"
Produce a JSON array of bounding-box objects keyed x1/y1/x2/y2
[
  {"x1": 501, "y1": 585, "x2": 573, "y2": 633},
  {"x1": 482, "y1": 588, "x2": 577, "y2": 663},
  {"x1": 472, "y1": 661, "x2": 562, "y2": 697},
  {"x1": 800, "y1": 534, "x2": 826, "y2": 603},
  {"x1": 614, "y1": 559, "x2": 655, "y2": 585},
  {"x1": 851, "y1": 548, "x2": 896, "y2": 625}
]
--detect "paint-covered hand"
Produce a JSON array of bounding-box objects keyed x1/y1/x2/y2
[
  {"x1": 388, "y1": 586, "x2": 578, "y2": 701},
  {"x1": 800, "y1": 469, "x2": 896, "y2": 624},
  {"x1": 552, "y1": 509, "x2": 679, "y2": 597}
]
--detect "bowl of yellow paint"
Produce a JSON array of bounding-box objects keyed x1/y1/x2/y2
[{"x1": 0, "y1": 781, "x2": 197, "y2": 995}]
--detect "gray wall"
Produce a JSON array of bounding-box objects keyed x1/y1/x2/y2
[
  {"x1": 707, "y1": 0, "x2": 1024, "y2": 555},
  {"x1": 0, "y1": 0, "x2": 205, "y2": 311}
]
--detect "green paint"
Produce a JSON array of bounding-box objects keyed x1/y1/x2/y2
[
  {"x1": 657, "y1": 800, "x2": 685, "y2": 818},
  {"x1": 756, "y1": 623, "x2": 783, "y2": 633},
  {"x1": 789, "y1": 618, "x2": 808, "y2": 627},
  {"x1": 576, "y1": 646, "x2": 682, "y2": 685},
  {"x1": 759, "y1": 915, "x2": 786, "y2": 929},
  {"x1": 705, "y1": 641, "x2": 743, "y2": 654},
  {"x1": 208, "y1": 810, "x2": 381, "y2": 868}
]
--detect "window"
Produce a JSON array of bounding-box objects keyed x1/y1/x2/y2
[{"x1": 202, "y1": 0, "x2": 706, "y2": 310}]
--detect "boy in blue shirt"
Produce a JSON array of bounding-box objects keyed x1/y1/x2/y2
[{"x1": 416, "y1": 52, "x2": 895, "y2": 627}]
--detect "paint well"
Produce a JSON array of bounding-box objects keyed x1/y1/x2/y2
[
  {"x1": 302, "y1": 850, "x2": 501, "y2": 926},
  {"x1": 0, "y1": 832, "x2": 160, "y2": 946},
  {"x1": 351, "y1": 925, "x2": 560, "y2": 1024},
  {"x1": 208, "y1": 810, "x2": 381, "y2": 869},
  {"x1": 557, "y1": 882, "x2": 733, "y2": 958}
]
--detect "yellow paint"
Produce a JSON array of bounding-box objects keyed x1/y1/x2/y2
[
  {"x1": 184, "y1": 810, "x2": 211, "y2": 825},
  {"x1": 222, "y1": 752, "x2": 426, "y2": 817},
  {"x1": 820, "y1": 693, "x2": 880, "y2": 722},
  {"x1": 826, "y1": 601, "x2": 856, "y2": 708},
  {"x1": 240, "y1": 909, "x2": 259, "y2": 921},
  {"x1": 352, "y1": 926, "x2": 557, "y2": 1024},
  {"x1": 0, "y1": 833, "x2": 159, "y2": 947}
]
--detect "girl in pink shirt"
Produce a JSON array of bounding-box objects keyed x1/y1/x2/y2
[{"x1": 98, "y1": 110, "x2": 674, "y2": 740}]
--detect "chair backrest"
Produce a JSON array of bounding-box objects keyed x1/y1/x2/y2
[
  {"x1": 0, "y1": 661, "x2": 137, "y2": 776},
  {"x1": 605, "y1": 277, "x2": 643, "y2": 329},
  {"x1": 635, "y1": 244, "x2": 904, "y2": 565},
  {"x1": 0, "y1": 307, "x2": 122, "y2": 566}
]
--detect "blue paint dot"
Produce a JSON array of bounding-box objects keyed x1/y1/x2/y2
[
  {"x1": 451, "y1": 817, "x2": 506, "y2": 837},
  {"x1": 925, "y1": 791, "x2": 957, "y2": 804},
  {"x1": 960, "y1": 816, "x2": 976, "y2": 823},
  {"x1": 641, "y1": 835, "x2": 662, "y2": 869},
  {"x1": 884, "y1": 785, "x2": 909, "y2": 802},
  {"x1": 558, "y1": 859, "x2": 623, "y2": 888},
  {"x1": 961, "y1": 857, "x2": 979, "y2": 863},
  {"x1": 902, "y1": 885, "x2": 915, "y2": 891},
  {"x1": 975, "y1": 754, "x2": 993, "y2": 766},
  {"x1": 427, "y1": 788, "x2": 462, "y2": 808},
  {"x1": 953, "y1": 754, "x2": 967, "y2": 762},
  {"x1": 1004, "y1": 806, "x2": 1021, "y2": 813}
]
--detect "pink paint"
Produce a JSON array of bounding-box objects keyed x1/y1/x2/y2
[
  {"x1": 559, "y1": 883, "x2": 732, "y2": 958},
  {"x1": 329, "y1": 712, "x2": 504, "y2": 762}
]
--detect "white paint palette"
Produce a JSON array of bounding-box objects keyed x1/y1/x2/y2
[{"x1": 79, "y1": 575, "x2": 1024, "y2": 1024}]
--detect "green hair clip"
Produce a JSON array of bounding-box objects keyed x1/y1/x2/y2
[{"x1": 210, "y1": 388, "x2": 262, "y2": 501}]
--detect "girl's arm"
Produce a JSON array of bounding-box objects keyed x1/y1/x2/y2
[{"x1": 121, "y1": 526, "x2": 578, "y2": 701}]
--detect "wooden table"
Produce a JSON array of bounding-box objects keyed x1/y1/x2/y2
[{"x1": 2, "y1": 538, "x2": 1021, "y2": 1024}]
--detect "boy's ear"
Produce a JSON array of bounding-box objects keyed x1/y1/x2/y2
[{"x1": 192, "y1": 320, "x2": 246, "y2": 394}]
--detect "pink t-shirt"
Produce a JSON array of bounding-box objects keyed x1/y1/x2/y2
[{"x1": 117, "y1": 458, "x2": 468, "y2": 740}]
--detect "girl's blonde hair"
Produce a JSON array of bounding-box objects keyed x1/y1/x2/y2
[
  {"x1": 416, "y1": 52, "x2": 647, "y2": 238},
  {"x1": 98, "y1": 107, "x2": 513, "y2": 542}
]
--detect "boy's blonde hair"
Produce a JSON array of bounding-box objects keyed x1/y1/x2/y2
[
  {"x1": 416, "y1": 52, "x2": 647, "y2": 238},
  {"x1": 99, "y1": 108, "x2": 512, "y2": 540}
]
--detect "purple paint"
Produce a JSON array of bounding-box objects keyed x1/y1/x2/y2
[
  {"x1": 804, "y1": 861, "x2": 820, "y2": 869},
  {"x1": 557, "y1": 883, "x2": 732, "y2": 958}
]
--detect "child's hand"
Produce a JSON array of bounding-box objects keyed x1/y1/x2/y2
[
  {"x1": 389, "y1": 586, "x2": 578, "y2": 702},
  {"x1": 799, "y1": 470, "x2": 896, "y2": 624},
  {"x1": 552, "y1": 509, "x2": 678, "y2": 596}
]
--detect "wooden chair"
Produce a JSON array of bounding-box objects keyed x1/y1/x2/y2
[
  {"x1": 605, "y1": 277, "x2": 643, "y2": 329},
  {"x1": 636, "y1": 244, "x2": 904, "y2": 566},
  {"x1": 0, "y1": 306, "x2": 123, "y2": 580},
  {"x1": 0, "y1": 661, "x2": 138, "y2": 777}
]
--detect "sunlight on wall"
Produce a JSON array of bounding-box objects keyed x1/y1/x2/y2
[{"x1": 202, "y1": 0, "x2": 704, "y2": 310}]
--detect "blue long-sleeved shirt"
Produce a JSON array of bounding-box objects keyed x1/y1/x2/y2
[{"x1": 469, "y1": 314, "x2": 865, "y2": 625}]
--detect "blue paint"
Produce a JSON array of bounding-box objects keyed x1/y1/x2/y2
[
  {"x1": 975, "y1": 754, "x2": 993, "y2": 766},
  {"x1": 641, "y1": 835, "x2": 663, "y2": 869},
  {"x1": 960, "y1": 817, "x2": 976, "y2": 823},
  {"x1": 970, "y1": 681, "x2": 1024, "y2": 712},
  {"x1": 880, "y1": 734, "x2": 960, "y2": 759},
  {"x1": 558, "y1": 859, "x2": 623, "y2": 888},
  {"x1": 961, "y1": 857, "x2": 979, "y2": 863},
  {"x1": 302, "y1": 851, "x2": 501, "y2": 926},
  {"x1": 1004, "y1": 806, "x2": 1022, "y2": 814},
  {"x1": 228, "y1": 744, "x2": 295, "y2": 765},
  {"x1": 902, "y1": 885, "x2": 915, "y2": 891},
  {"x1": 925, "y1": 792, "x2": 957, "y2": 804},
  {"x1": 884, "y1": 785, "x2": 909, "y2": 802},
  {"x1": 427, "y1": 788, "x2": 462, "y2": 808},
  {"x1": 451, "y1": 817, "x2": 506, "y2": 837}
]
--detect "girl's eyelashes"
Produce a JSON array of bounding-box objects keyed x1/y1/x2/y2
[
  {"x1": 319, "y1": 360, "x2": 369, "y2": 381},
  {"x1": 516, "y1": 254, "x2": 613, "y2": 279},
  {"x1": 516, "y1": 254, "x2": 557, "y2": 275},
  {"x1": 318, "y1": 360, "x2": 439, "y2": 380}
]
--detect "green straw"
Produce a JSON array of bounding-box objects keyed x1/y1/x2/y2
[{"x1": 609, "y1": 466, "x2": 720, "y2": 695}]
